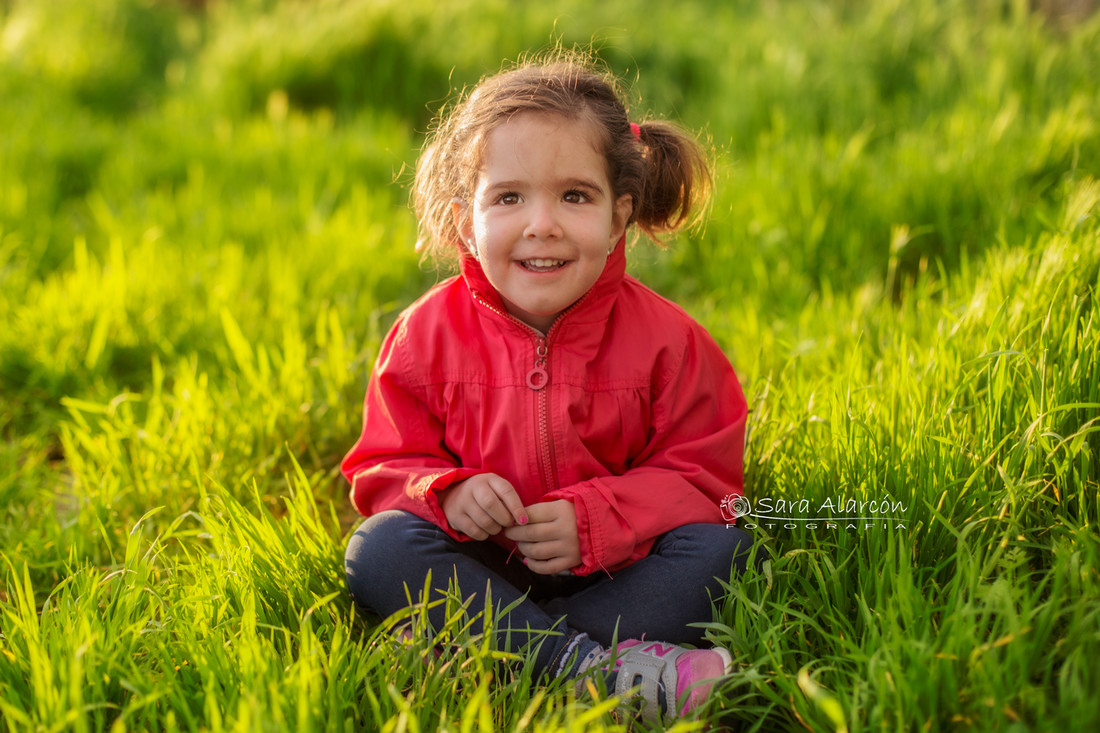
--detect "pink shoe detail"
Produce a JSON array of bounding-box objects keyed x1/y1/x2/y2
[
  {"x1": 583, "y1": 639, "x2": 733, "y2": 722},
  {"x1": 673, "y1": 646, "x2": 733, "y2": 716},
  {"x1": 641, "y1": 642, "x2": 677, "y2": 658}
]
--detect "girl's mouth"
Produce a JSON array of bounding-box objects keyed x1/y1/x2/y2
[{"x1": 519, "y1": 259, "x2": 567, "y2": 272}]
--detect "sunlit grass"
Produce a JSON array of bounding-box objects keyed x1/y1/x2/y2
[{"x1": 1, "y1": 0, "x2": 1098, "y2": 730}]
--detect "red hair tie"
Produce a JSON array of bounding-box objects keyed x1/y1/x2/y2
[{"x1": 630, "y1": 122, "x2": 641, "y2": 141}]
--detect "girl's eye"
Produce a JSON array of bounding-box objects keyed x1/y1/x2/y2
[
  {"x1": 498, "y1": 193, "x2": 520, "y2": 205},
  {"x1": 563, "y1": 190, "x2": 587, "y2": 204}
]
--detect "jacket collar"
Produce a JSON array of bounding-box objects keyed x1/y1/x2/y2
[{"x1": 459, "y1": 235, "x2": 627, "y2": 336}]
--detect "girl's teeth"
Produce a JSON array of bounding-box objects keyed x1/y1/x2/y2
[{"x1": 526, "y1": 259, "x2": 564, "y2": 268}]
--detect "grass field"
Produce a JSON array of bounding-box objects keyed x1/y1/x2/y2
[{"x1": 1, "y1": 0, "x2": 1099, "y2": 730}]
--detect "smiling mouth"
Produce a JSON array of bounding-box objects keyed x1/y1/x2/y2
[{"x1": 519, "y1": 259, "x2": 568, "y2": 272}]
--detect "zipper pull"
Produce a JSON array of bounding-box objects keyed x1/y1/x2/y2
[{"x1": 527, "y1": 338, "x2": 549, "y2": 390}]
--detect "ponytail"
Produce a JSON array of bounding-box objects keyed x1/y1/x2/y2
[{"x1": 629, "y1": 120, "x2": 712, "y2": 240}]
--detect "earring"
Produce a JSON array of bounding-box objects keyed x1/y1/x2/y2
[{"x1": 468, "y1": 240, "x2": 480, "y2": 261}]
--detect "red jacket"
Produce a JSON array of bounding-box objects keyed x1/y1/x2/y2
[{"x1": 342, "y1": 242, "x2": 747, "y2": 576}]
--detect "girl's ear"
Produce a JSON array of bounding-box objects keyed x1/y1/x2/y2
[
  {"x1": 451, "y1": 198, "x2": 475, "y2": 254},
  {"x1": 610, "y1": 194, "x2": 633, "y2": 246}
]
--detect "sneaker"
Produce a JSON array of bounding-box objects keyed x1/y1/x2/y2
[{"x1": 577, "y1": 639, "x2": 733, "y2": 723}]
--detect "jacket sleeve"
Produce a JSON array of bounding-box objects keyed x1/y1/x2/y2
[
  {"x1": 546, "y1": 325, "x2": 747, "y2": 576},
  {"x1": 340, "y1": 315, "x2": 478, "y2": 537}
]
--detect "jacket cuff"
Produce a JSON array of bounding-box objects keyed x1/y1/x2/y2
[{"x1": 569, "y1": 492, "x2": 600, "y2": 575}]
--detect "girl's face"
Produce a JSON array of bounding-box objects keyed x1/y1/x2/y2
[{"x1": 454, "y1": 112, "x2": 633, "y2": 333}]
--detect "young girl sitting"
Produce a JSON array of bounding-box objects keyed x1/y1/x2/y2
[{"x1": 342, "y1": 54, "x2": 755, "y2": 724}]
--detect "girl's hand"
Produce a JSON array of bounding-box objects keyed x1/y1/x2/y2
[
  {"x1": 439, "y1": 473, "x2": 528, "y2": 540},
  {"x1": 503, "y1": 500, "x2": 580, "y2": 575}
]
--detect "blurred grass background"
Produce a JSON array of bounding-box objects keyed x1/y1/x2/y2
[{"x1": 1, "y1": 0, "x2": 1098, "y2": 730}]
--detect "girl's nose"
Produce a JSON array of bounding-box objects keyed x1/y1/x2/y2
[{"x1": 524, "y1": 199, "x2": 563, "y2": 240}]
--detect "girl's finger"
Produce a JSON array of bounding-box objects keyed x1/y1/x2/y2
[
  {"x1": 523, "y1": 555, "x2": 567, "y2": 575},
  {"x1": 469, "y1": 507, "x2": 501, "y2": 537},
  {"x1": 516, "y1": 539, "x2": 562, "y2": 561},
  {"x1": 487, "y1": 495, "x2": 522, "y2": 529},
  {"x1": 486, "y1": 475, "x2": 528, "y2": 526},
  {"x1": 503, "y1": 521, "x2": 553, "y2": 543},
  {"x1": 460, "y1": 520, "x2": 488, "y2": 541}
]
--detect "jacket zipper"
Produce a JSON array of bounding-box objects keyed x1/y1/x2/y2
[
  {"x1": 471, "y1": 291, "x2": 570, "y2": 493},
  {"x1": 533, "y1": 334, "x2": 559, "y2": 493}
]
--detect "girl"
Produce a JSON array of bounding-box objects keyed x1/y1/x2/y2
[{"x1": 343, "y1": 55, "x2": 755, "y2": 724}]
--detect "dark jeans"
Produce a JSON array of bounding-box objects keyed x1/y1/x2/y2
[{"x1": 344, "y1": 510, "x2": 755, "y2": 677}]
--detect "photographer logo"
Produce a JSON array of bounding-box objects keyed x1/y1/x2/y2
[{"x1": 721, "y1": 494, "x2": 908, "y2": 531}]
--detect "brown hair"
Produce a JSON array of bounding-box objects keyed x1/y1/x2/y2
[{"x1": 413, "y1": 51, "x2": 712, "y2": 261}]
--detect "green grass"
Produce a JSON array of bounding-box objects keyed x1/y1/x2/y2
[{"x1": 2, "y1": 0, "x2": 1099, "y2": 730}]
